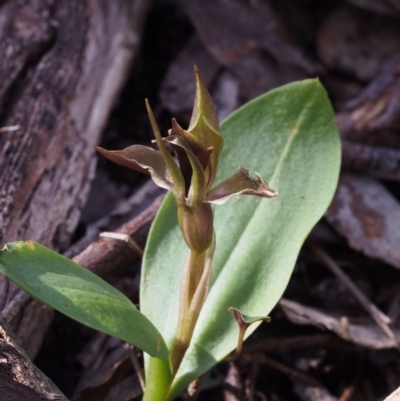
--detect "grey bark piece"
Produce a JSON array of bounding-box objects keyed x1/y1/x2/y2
[
  {"x1": 317, "y1": 5, "x2": 400, "y2": 81},
  {"x1": 0, "y1": 0, "x2": 149, "y2": 358},
  {"x1": 281, "y1": 298, "x2": 400, "y2": 349},
  {"x1": 0, "y1": 313, "x2": 68, "y2": 400},
  {"x1": 326, "y1": 173, "x2": 400, "y2": 269},
  {"x1": 0, "y1": 0, "x2": 148, "y2": 249},
  {"x1": 293, "y1": 382, "x2": 339, "y2": 401}
]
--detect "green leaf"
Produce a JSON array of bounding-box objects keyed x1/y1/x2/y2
[
  {"x1": 141, "y1": 79, "x2": 341, "y2": 397},
  {"x1": 0, "y1": 241, "x2": 169, "y2": 361}
]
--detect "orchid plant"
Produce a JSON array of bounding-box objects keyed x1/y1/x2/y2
[
  {"x1": 0, "y1": 68, "x2": 340, "y2": 401},
  {"x1": 97, "y1": 67, "x2": 277, "y2": 377}
]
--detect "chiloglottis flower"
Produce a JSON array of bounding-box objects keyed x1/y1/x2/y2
[{"x1": 95, "y1": 67, "x2": 277, "y2": 253}]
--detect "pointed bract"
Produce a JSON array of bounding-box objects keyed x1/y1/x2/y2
[{"x1": 188, "y1": 67, "x2": 224, "y2": 188}]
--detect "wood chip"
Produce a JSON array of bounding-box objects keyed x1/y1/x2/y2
[
  {"x1": 326, "y1": 174, "x2": 400, "y2": 269},
  {"x1": 280, "y1": 298, "x2": 400, "y2": 349},
  {"x1": 383, "y1": 386, "x2": 400, "y2": 401},
  {"x1": 312, "y1": 244, "x2": 397, "y2": 346},
  {"x1": 317, "y1": 5, "x2": 400, "y2": 80}
]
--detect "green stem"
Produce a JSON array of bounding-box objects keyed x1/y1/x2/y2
[
  {"x1": 142, "y1": 356, "x2": 172, "y2": 401},
  {"x1": 170, "y1": 249, "x2": 204, "y2": 372},
  {"x1": 170, "y1": 237, "x2": 215, "y2": 374},
  {"x1": 142, "y1": 235, "x2": 215, "y2": 401}
]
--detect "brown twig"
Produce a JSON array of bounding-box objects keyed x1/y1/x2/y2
[
  {"x1": 1, "y1": 291, "x2": 31, "y2": 321},
  {"x1": 100, "y1": 232, "x2": 144, "y2": 257},
  {"x1": 311, "y1": 244, "x2": 398, "y2": 348},
  {"x1": 64, "y1": 179, "x2": 162, "y2": 259},
  {"x1": 182, "y1": 378, "x2": 202, "y2": 401},
  {"x1": 293, "y1": 381, "x2": 339, "y2": 401},
  {"x1": 339, "y1": 352, "x2": 364, "y2": 401},
  {"x1": 244, "y1": 359, "x2": 259, "y2": 401},
  {"x1": 383, "y1": 385, "x2": 400, "y2": 401},
  {"x1": 72, "y1": 193, "x2": 164, "y2": 278},
  {"x1": 0, "y1": 125, "x2": 19, "y2": 132},
  {"x1": 0, "y1": 314, "x2": 68, "y2": 400},
  {"x1": 125, "y1": 344, "x2": 146, "y2": 392},
  {"x1": 243, "y1": 334, "x2": 345, "y2": 356},
  {"x1": 258, "y1": 355, "x2": 320, "y2": 388},
  {"x1": 362, "y1": 381, "x2": 375, "y2": 401},
  {"x1": 255, "y1": 391, "x2": 268, "y2": 401},
  {"x1": 224, "y1": 362, "x2": 244, "y2": 401}
]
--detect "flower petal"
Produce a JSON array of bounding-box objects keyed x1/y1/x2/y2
[
  {"x1": 206, "y1": 167, "x2": 278, "y2": 205},
  {"x1": 95, "y1": 145, "x2": 174, "y2": 191}
]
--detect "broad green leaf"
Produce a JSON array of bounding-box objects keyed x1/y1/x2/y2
[
  {"x1": 0, "y1": 241, "x2": 169, "y2": 361},
  {"x1": 141, "y1": 79, "x2": 341, "y2": 397}
]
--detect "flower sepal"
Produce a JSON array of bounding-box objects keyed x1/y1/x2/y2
[{"x1": 206, "y1": 167, "x2": 278, "y2": 205}]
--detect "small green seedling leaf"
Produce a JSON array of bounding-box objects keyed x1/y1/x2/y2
[
  {"x1": 141, "y1": 79, "x2": 340, "y2": 398},
  {"x1": 0, "y1": 241, "x2": 168, "y2": 361}
]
